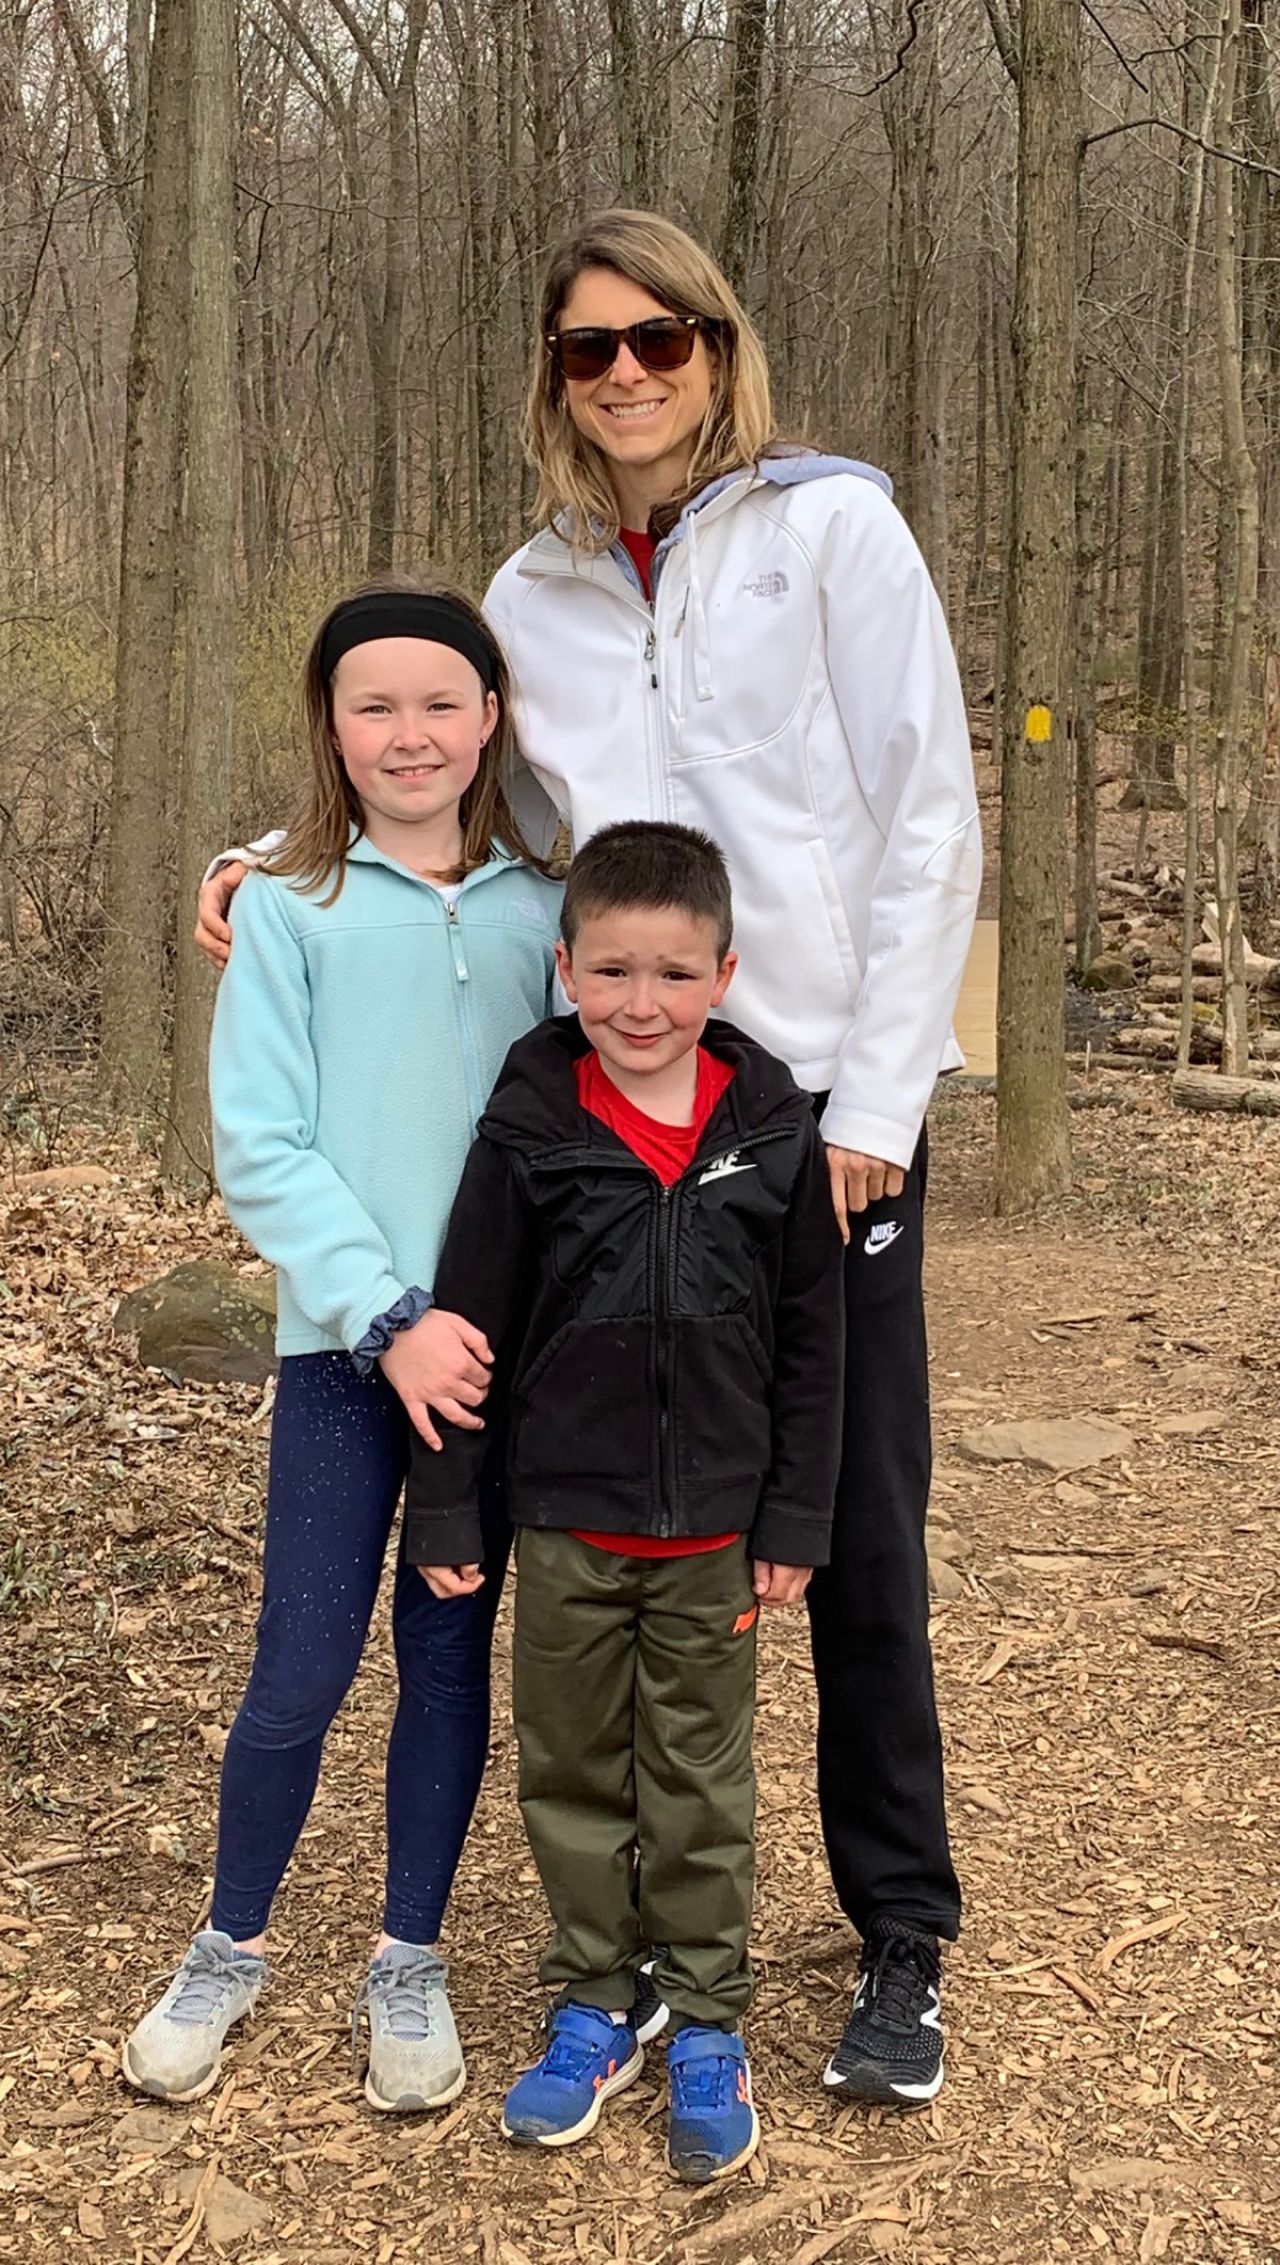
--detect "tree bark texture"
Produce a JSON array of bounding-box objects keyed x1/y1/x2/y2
[
  {"x1": 99, "y1": 0, "x2": 189, "y2": 1117},
  {"x1": 719, "y1": 0, "x2": 769, "y2": 294},
  {"x1": 995, "y1": 0, "x2": 1079, "y2": 1211},
  {"x1": 162, "y1": 0, "x2": 239, "y2": 1189},
  {"x1": 879, "y1": 0, "x2": 949, "y2": 610},
  {"x1": 1211, "y1": 0, "x2": 1257, "y2": 1076}
]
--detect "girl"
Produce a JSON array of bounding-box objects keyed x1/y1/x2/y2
[{"x1": 125, "y1": 576, "x2": 562, "y2": 2113}]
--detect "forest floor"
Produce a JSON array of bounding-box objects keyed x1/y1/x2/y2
[{"x1": 1, "y1": 1074, "x2": 1278, "y2": 2265}]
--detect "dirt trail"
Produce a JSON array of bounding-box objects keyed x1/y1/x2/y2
[{"x1": 1, "y1": 1079, "x2": 1277, "y2": 2263}]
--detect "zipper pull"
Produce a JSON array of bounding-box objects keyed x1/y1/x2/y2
[
  {"x1": 444, "y1": 896, "x2": 468, "y2": 981},
  {"x1": 644, "y1": 626, "x2": 657, "y2": 689}
]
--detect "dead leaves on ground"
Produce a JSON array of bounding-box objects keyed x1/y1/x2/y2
[{"x1": 1, "y1": 1083, "x2": 1278, "y2": 2260}]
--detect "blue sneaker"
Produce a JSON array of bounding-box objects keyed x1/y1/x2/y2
[
  {"x1": 667, "y1": 2025, "x2": 760, "y2": 2183},
  {"x1": 501, "y1": 2004, "x2": 644, "y2": 2147}
]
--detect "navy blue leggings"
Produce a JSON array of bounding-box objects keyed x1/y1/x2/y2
[{"x1": 211, "y1": 1354, "x2": 509, "y2": 1944}]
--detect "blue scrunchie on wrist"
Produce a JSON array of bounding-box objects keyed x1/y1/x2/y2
[{"x1": 352, "y1": 1285, "x2": 433, "y2": 1377}]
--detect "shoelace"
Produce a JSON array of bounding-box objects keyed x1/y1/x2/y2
[
  {"x1": 670, "y1": 2030, "x2": 738, "y2": 2111},
  {"x1": 541, "y1": 2010, "x2": 620, "y2": 2082},
  {"x1": 863, "y1": 1931, "x2": 940, "y2": 2032},
  {"x1": 350, "y1": 1949, "x2": 444, "y2": 2063},
  {"x1": 166, "y1": 1940, "x2": 261, "y2": 2029}
]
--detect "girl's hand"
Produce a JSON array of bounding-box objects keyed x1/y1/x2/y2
[
  {"x1": 379, "y1": 1307, "x2": 493, "y2": 1449},
  {"x1": 752, "y1": 1560, "x2": 813, "y2": 1607},
  {"x1": 418, "y1": 1563, "x2": 484, "y2": 1599},
  {"x1": 195, "y1": 860, "x2": 247, "y2": 970},
  {"x1": 825, "y1": 1146, "x2": 905, "y2": 1244}
]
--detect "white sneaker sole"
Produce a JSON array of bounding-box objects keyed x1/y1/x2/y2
[
  {"x1": 668, "y1": 2103, "x2": 760, "y2": 2183},
  {"x1": 822, "y1": 2053, "x2": 944, "y2": 2104},
  {"x1": 635, "y1": 1999, "x2": 670, "y2": 2047},
  {"x1": 365, "y1": 2056, "x2": 467, "y2": 2113},
  {"x1": 501, "y1": 2040, "x2": 644, "y2": 2147}
]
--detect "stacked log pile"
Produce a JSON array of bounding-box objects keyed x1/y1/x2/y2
[{"x1": 1069, "y1": 867, "x2": 1280, "y2": 1072}]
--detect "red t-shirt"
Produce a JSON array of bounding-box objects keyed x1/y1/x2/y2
[
  {"x1": 572, "y1": 1046, "x2": 738, "y2": 1558},
  {"x1": 618, "y1": 525, "x2": 656, "y2": 598}
]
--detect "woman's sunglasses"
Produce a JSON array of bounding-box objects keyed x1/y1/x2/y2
[{"x1": 546, "y1": 315, "x2": 703, "y2": 383}]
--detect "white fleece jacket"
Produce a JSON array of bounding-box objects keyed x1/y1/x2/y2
[{"x1": 485, "y1": 458, "x2": 982, "y2": 1169}]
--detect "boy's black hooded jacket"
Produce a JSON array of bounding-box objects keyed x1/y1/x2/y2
[{"x1": 403, "y1": 1016, "x2": 845, "y2": 1570}]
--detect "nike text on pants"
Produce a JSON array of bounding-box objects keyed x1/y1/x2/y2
[{"x1": 805, "y1": 1123, "x2": 962, "y2": 1941}]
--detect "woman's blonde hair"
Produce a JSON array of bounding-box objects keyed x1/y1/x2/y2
[
  {"x1": 524, "y1": 209, "x2": 777, "y2": 552},
  {"x1": 266, "y1": 571, "x2": 546, "y2": 903}
]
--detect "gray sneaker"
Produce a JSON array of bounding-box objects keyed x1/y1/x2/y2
[
  {"x1": 353, "y1": 1944, "x2": 465, "y2": 2112},
  {"x1": 122, "y1": 1931, "x2": 269, "y2": 2102}
]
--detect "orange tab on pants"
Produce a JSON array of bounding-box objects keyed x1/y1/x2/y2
[{"x1": 732, "y1": 1606, "x2": 759, "y2": 1635}]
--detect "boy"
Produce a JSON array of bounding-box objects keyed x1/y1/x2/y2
[{"x1": 405, "y1": 821, "x2": 844, "y2": 2182}]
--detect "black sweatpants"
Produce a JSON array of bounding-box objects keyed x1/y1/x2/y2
[{"x1": 805, "y1": 1123, "x2": 962, "y2": 1942}]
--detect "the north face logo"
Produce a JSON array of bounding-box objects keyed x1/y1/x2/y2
[{"x1": 745, "y1": 571, "x2": 789, "y2": 599}]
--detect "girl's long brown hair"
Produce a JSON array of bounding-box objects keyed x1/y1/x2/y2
[
  {"x1": 266, "y1": 572, "x2": 548, "y2": 903},
  {"x1": 524, "y1": 209, "x2": 778, "y2": 554}
]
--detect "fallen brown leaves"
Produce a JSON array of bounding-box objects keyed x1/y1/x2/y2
[{"x1": 0, "y1": 1075, "x2": 1277, "y2": 2263}]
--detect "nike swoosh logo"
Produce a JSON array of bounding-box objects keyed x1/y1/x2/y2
[
  {"x1": 698, "y1": 1161, "x2": 757, "y2": 1185},
  {"x1": 864, "y1": 1221, "x2": 905, "y2": 1256}
]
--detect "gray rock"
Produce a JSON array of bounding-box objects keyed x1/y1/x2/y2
[
  {"x1": 1081, "y1": 951, "x2": 1136, "y2": 992},
  {"x1": 927, "y1": 1556, "x2": 968, "y2": 1601},
  {"x1": 925, "y1": 1519, "x2": 970, "y2": 1564},
  {"x1": 111, "y1": 2104, "x2": 188, "y2": 2153},
  {"x1": 959, "y1": 1416, "x2": 1135, "y2": 1473},
  {"x1": 174, "y1": 2168, "x2": 271, "y2": 2247},
  {"x1": 113, "y1": 1260, "x2": 277, "y2": 1385},
  {"x1": 1153, "y1": 1411, "x2": 1224, "y2": 1437},
  {"x1": 1053, "y1": 1479, "x2": 1099, "y2": 1510}
]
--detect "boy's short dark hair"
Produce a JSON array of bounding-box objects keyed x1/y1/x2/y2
[{"x1": 561, "y1": 822, "x2": 733, "y2": 960}]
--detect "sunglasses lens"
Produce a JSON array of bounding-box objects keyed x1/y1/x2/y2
[
  {"x1": 633, "y1": 321, "x2": 698, "y2": 371},
  {"x1": 554, "y1": 330, "x2": 616, "y2": 380}
]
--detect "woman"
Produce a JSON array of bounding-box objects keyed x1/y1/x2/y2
[{"x1": 199, "y1": 208, "x2": 980, "y2": 2109}]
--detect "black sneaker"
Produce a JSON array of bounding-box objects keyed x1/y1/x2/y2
[
  {"x1": 821, "y1": 1918, "x2": 943, "y2": 2105},
  {"x1": 541, "y1": 1952, "x2": 670, "y2": 2048},
  {"x1": 633, "y1": 1953, "x2": 670, "y2": 2046}
]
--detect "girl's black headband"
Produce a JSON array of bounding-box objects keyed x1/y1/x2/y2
[{"x1": 319, "y1": 593, "x2": 499, "y2": 694}]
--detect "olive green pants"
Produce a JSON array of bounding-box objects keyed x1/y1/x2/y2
[{"x1": 513, "y1": 1529, "x2": 758, "y2": 2030}]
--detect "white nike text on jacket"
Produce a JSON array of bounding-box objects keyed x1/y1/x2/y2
[{"x1": 485, "y1": 458, "x2": 982, "y2": 1170}]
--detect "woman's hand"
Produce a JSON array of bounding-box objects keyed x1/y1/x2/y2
[
  {"x1": 825, "y1": 1146, "x2": 905, "y2": 1244},
  {"x1": 378, "y1": 1308, "x2": 493, "y2": 1449},
  {"x1": 418, "y1": 1563, "x2": 484, "y2": 1599},
  {"x1": 751, "y1": 1561, "x2": 813, "y2": 1607},
  {"x1": 195, "y1": 860, "x2": 248, "y2": 970}
]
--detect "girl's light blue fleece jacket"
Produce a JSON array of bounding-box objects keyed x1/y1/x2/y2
[{"x1": 208, "y1": 842, "x2": 562, "y2": 1359}]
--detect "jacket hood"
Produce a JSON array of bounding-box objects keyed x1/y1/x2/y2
[
  {"x1": 650, "y1": 453, "x2": 894, "y2": 699},
  {"x1": 480, "y1": 1015, "x2": 814, "y2": 1153}
]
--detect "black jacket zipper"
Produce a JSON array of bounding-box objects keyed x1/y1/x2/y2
[{"x1": 520, "y1": 1121, "x2": 797, "y2": 1539}]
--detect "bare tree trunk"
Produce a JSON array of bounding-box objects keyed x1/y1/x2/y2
[
  {"x1": 1177, "y1": 13, "x2": 1219, "y2": 1074},
  {"x1": 961, "y1": 244, "x2": 991, "y2": 690},
  {"x1": 995, "y1": 0, "x2": 1079, "y2": 1211},
  {"x1": 1073, "y1": 368, "x2": 1102, "y2": 975},
  {"x1": 162, "y1": 0, "x2": 239, "y2": 1189},
  {"x1": 367, "y1": 0, "x2": 427, "y2": 572},
  {"x1": 606, "y1": 0, "x2": 648, "y2": 204},
  {"x1": 1212, "y1": 0, "x2": 1257, "y2": 1074},
  {"x1": 720, "y1": 0, "x2": 769, "y2": 294},
  {"x1": 879, "y1": 0, "x2": 948, "y2": 607},
  {"x1": 100, "y1": 0, "x2": 189, "y2": 1116}
]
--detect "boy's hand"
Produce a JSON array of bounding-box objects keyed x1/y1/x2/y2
[
  {"x1": 378, "y1": 1308, "x2": 493, "y2": 1449},
  {"x1": 195, "y1": 860, "x2": 247, "y2": 970},
  {"x1": 751, "y1": 1560, "x2": 813, "y2": 1607},
  {"x1": 825, "y1": 1146, "x2": 905, "y2": 1243},
  {"x1": 417, "y1": 1563, "x2": 484, "y2": 1599}
]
